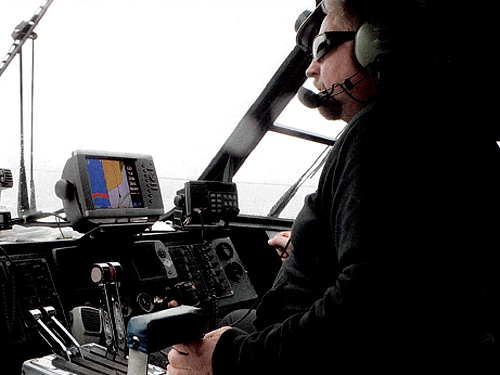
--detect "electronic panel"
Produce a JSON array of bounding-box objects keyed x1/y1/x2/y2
[
  {"x1": 0, "y1": 257, "x2": 65, "y2": 347},
  {"x1": 51, "y1": 236, "x2": 257, "y2": 328},
  {"x1": 128, "y1": 238, "x2": 257, "y2": 320},
  {"x1": 55, "y1": 150, "x2": 164, "y2": 233}
]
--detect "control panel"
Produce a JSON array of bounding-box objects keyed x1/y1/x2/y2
[
  {"x1": 0, "y1": 233, "x2": 258, "y2": 374},
  {"x1": 140, "y1": 159, "x2": 161, "y2": 203},
  {"x1": 127, "y1": 238, "x2": 257, "y2": 319},
  {"x1": 50, "y1": 235, "x2": 257, "y2": 330},
  {"x1": 0, "y1": 257, "x2": 65, "y2": 347},
  {"x1": 167, "y1": 238, "x2": 256, "y2": 310}
]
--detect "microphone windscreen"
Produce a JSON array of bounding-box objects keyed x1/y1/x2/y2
[{"x1": 298, "y1": 87, "x2": 321, "y2": 108}]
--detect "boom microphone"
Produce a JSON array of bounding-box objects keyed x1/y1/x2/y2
[
  {"x1": 298, "y1": 87, "x2": 323, "y2": 108},
  {"x1": 298, "y1": 71, "x2": 368, "y2": 109}
]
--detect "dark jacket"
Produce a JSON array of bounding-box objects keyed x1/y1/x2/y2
[{"x1": 213, "y1": 99, "x2": 500, "y2": 374}]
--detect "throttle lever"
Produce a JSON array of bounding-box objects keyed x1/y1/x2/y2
[
  {"x1": 91, "y1": 261, "x2": 127, "y2": 359},
  {"x1": 28, "y1": 308, "x2": 72, "y2": 362},
  {"x1": 40, "y1": 306, "x2": 83, "y2": 359},
  {"x1": 108, "y1": 261, "x2": 127, "y2": 356}
]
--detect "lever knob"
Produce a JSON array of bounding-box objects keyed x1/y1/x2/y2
[{"x1": 91, "y1": 263, "x2": 111, "y2": 284}]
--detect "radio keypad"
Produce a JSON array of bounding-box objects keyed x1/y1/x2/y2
[{"x1": 208, "y1": 192, "x2": 238, "y2": 215}]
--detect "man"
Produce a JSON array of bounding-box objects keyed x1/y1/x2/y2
[{"x1": 168, "y1": 0, "x2": 500, "y2": 373}]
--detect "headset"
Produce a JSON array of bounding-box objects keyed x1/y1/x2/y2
[
  {"x1": 297, "y1": 5, "x2": 404, "y2": 73},
  {"x1": 354, "y1": 20, "x2": 397, "y2": 70},
  {"x1": 296, "y1": 2, "x2": 417, "y2": 108}
]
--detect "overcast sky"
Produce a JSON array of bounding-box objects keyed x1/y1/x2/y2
[{"x1": 0, "y1": 0, "x2": 345, "y2": 217}]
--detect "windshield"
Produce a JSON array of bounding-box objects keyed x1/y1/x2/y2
[{"x1": 0, "y1": 0, "x2": 341, "y2": 221}]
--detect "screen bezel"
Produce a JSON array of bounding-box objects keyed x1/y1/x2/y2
[{"x1": 60, "y1": 150, "x2": 164, "y2": 231}]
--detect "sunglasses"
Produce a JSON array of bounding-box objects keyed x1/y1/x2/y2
[{"x1": 312, "y1": 31, "x2": 356, "y2": 61}]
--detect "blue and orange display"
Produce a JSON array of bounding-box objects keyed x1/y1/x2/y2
[{"x1": 86, "y1": 158, "x2": 143, "y2": 209}]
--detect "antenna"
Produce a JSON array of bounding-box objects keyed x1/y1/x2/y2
[
  {"x1": 18, "y1": 48, "x2": 29, "y2": 216},
  {"x1": 1, "y1": 1, "x2": 54, "y2": 216},
  {"x1": 29, "y1": 33, "x2": 37, "y2": 212}
]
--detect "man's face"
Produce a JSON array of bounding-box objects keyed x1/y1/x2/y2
[{"x1": 306, "y1": 13, "x2": 374, "y2": 122}]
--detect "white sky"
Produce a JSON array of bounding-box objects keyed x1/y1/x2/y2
[{"x1": 0, "y1": 0, "x2": 345, "y2": 217}]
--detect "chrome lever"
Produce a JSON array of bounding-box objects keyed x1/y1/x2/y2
[
  {"x1": 40, "y1": 306, "x2": 83, "y2": 359},
  {"x1": 91, "y1": 261, "x2": 127, "y2": 359},
  {"x1": 28, "y1": 308, "x2": 72, "y2": 362}
]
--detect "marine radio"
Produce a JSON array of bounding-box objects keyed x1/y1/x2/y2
[
  {"x1": 173, "y1": 181, "x2": 240, "y2": 229},
  {"x1": 55, "y1": 150, "x2": 164, "y2": 233}
]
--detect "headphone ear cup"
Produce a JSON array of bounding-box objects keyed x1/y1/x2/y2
[{"x1": 354, "y1": 21, "x2": 394, "y2": 69}]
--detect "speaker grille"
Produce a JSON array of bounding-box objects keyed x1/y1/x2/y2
[{"x1": 81, "y1": 307, "x2": 101, "y2": 333}]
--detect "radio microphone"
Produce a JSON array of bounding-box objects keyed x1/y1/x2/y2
[
  {"x1": 298, "y1": 87, "x2": 323, "y2": 108},
  {"x1": 298, "y1": 72, "x2": 368, "y2": 109}
]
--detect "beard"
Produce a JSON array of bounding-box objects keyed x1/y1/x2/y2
[
  {"x1": 317, "y1": 94, "x2": 343, "y2": 121},
  {"x1": 312, "y1": 79, "x2": 345, "y2": 121}
]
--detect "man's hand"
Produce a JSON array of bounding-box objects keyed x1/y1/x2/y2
[
  {"x1": 268, "y1": 231, "x2": 292, "y2": 261},
  {"x1": 167, "y1": 326, "x2": 232, "y2": 375}
]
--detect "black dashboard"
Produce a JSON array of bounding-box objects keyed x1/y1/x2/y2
[
  {"x1": 0, "y1": 220, "x2": 289, "y2": 374},
  {"x1": 0, "y1": 147, "x2": 295, "y2": 374}
]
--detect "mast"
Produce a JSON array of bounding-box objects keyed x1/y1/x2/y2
[{"x1": 0, "y1": 0, "x2": 54, "y2": 78}]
